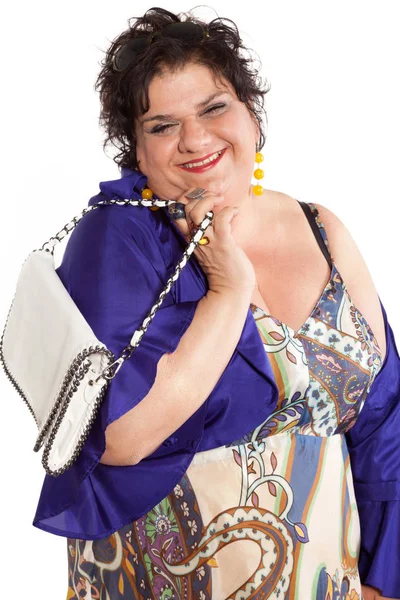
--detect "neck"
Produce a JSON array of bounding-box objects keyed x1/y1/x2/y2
[{"x1": 230, "y1": 184, "x2": 266, "y2": 252}]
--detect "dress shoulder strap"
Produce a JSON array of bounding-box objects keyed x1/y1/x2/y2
[{"x1": 296, "y1": 200, "x2": 333, "y2": 267}]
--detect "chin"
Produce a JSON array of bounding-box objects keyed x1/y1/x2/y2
[{"x1": 196, "y1": 175, "x2": 229, "y2": 195}]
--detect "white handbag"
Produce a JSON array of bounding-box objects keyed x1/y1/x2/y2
[{"x1": 0, "y1": 197, "x2": 213, "y2": 477}]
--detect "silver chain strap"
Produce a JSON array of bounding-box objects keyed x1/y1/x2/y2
[{"x1": 33, "y1": 197, "x2": 214, "y2": 382}]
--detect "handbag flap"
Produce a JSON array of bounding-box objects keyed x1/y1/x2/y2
[{"x1": 2, "y1": 250, "x2": 107, "y2": 428}]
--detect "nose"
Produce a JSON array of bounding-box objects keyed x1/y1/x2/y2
[{"x1": 178, "y1": 118, "x2": 213, "y2": 155}]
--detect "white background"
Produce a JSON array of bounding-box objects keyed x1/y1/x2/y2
[{"x1": 0, "y1": 1, "x2": 399, "y2": 597}]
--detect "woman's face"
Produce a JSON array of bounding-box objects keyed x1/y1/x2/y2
[{"x1": 134, "y1": 62, "x2": 260, "y2": 205}]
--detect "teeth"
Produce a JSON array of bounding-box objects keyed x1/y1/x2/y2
[{"x1": 182, "y1": 150, "x2": 223, "y2": 169}]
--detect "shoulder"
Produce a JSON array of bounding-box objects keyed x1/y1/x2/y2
[
  {"x1": 75, "y1": 201, "x2": 159, "y2": 241},
  {"x1": 63, "y1": 203, "x2": 170, "y2": 283},
  {"x1": 312, "y1": 202, "x2": 386, "y2": 360},
  {"x1": 269, "y1": 192, "x2": 386, "y2": 360}
]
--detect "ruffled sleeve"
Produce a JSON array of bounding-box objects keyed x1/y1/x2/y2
[
  {"x1": 345, "y1": 300, "x2": 400, "y2": 598},
  {"x1": 33, "y1": 201, "x2": 207, "y2": 539}
]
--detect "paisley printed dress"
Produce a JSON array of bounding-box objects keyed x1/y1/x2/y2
[{"x1": 66, "y1": 203, "x2": 384, "y2": 600}]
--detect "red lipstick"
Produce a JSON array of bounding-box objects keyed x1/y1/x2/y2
[{"x1": 178, "y1": 148, "x2": 226, "y2": 173}]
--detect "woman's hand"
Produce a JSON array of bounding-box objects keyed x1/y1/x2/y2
[
  {"x1": 169, "y1": 187, "x2": 256, "y2": 297},
  {"x1": 362, "y1": 584, "x2": 394, "y2": 599}
]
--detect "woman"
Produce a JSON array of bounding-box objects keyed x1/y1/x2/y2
[{"x1": 32, "y1": 7, "x2": 399, "y2": 600}]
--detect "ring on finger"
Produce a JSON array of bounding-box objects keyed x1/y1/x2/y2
[
  {"x1": 185, "y1": 232, "x2": 210, "y2": 246},
  {"x1": 199, "y1": 236, "x2": 210, "y2": 245},
  {"x1": 185, "y1": 187, "x2": 207, "y2": 199},
  {"x1": 167, "y1": 202, "x2": 186, "y2": 220}
]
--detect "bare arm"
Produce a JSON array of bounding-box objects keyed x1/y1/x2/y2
[{"x1": 100, "y1": 289, "x2": 252, "y2": 466}]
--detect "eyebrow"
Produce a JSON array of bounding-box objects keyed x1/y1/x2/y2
[{"x1": 141, "y1": 91, "x2": 228, "y2": 124}]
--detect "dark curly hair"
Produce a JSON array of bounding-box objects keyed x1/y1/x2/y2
[{"x1": 95, "y1": 6, "x2": 271, "y2": 170}]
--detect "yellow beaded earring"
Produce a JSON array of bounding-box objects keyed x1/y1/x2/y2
[
  {"x1": 142, "y1": 186, "x2": 160, "y2": 211},
  {"x1": 253, "y1": 152, "x2": 264, "y2": 196}
]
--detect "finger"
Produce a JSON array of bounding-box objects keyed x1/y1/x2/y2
[
  {"x1": 167, "y1": 200, "x2": 205, "y2": 241},
  {"x1": 167, "y1": 188, "x2": 217, "y2": 240},
  {"x1": 212, "y1": 205, "x2": 238, "y2": 240},
  {"x1": 170, "y1": 197, "x2": 209, "y2": 237},
  {"x1": 166, "y1": 186, "x2": 206, "y2": 224},
  {"x1": 187, "y1": 194, "x2": 221, "y2": 225}
]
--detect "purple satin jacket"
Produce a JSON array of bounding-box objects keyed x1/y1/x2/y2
[{"x1": 33, "y1": 168, "x2": 400, "y2": 597}]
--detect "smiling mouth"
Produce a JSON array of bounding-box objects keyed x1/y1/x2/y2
[{"x1": 179, "y1": 149, "x2": 226, "y2": 169}]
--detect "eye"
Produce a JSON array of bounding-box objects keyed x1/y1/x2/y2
[
  {"x1": 151, "y1": 123, "x2": 174, "y2": 134},
  {"x1": 149, "y1": 103, "x2": 226, "y2": 134},
  {"x1": 204, "y1": 103, "x2": 226, "y2": 114}
]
